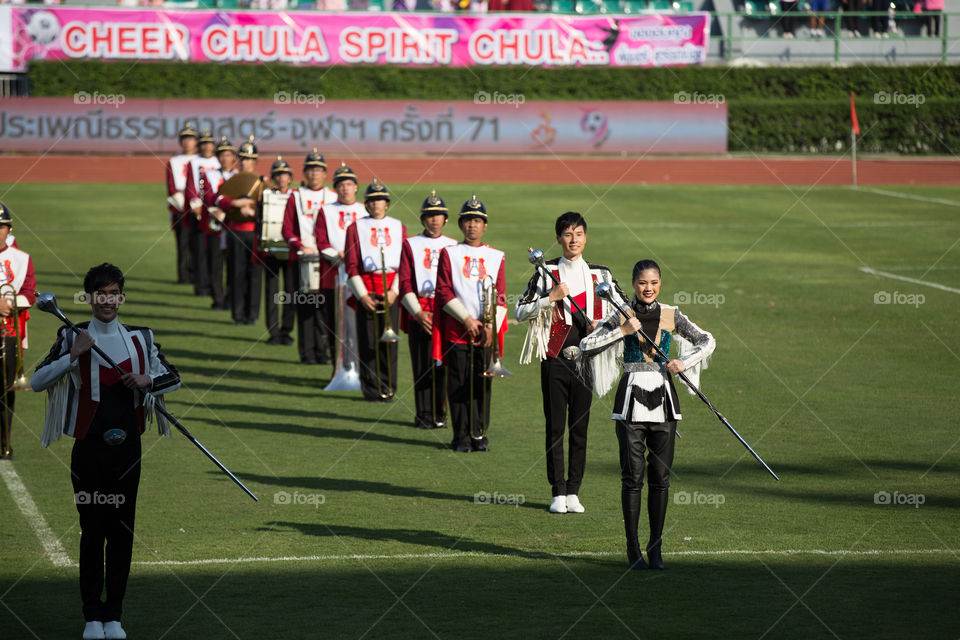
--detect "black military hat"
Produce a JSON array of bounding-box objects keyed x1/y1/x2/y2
[
  {"x1": 215, "y1": 136, "x2": 235, "y2": 155},
  {"x1": 304, "y1": 148, "x2": 326, "y2": 170},
  {"x1": 270, "y1": 156, "x2": 292, "y2": 176},
  {"x1": 332, "y1": 161, "x2": 358, "y2": 186},
  {"x1": 238, "y1": 135, "x2": 258, "y2": 160},
  {"x1": 178, "y1": 122, "x2": 198, "y2": 139},
  {"x1": 0, "y1": 203, "x2": 12, "y2": 227},
  {"x1": 198, "y1": 128, "x2": 216, "y2": 145},
  {"x1": 364, "y1": 178, "x2": 390, "y2": 203},
  {"x1": 420, "y1": 189, "x2": 448, "y2": 218},
  {"x1": 459, "y1": 193, "x2": 487, "y2": 221}
]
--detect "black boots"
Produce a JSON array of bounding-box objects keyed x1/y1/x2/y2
[
  {"x1": 646, "y1": 488, "x2": 669, "y2": 570},
  {"x1": 622, "y1": 488, "x2": 647, "y2": 570}
]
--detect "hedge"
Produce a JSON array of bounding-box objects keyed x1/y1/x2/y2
[{"x1": 26, "y1": 61, "x2": 960, "y2": 154}]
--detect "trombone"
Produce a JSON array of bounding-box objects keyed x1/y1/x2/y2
[
  {"x1": 373, "y1": 245, "x2": 399, "y2": 400},
  {"x1": 469, "y1": 276, "x2": 510, "y2": 441},
  {"x1": 0, "y1": 283, "x2": 29, "y2": 392}
]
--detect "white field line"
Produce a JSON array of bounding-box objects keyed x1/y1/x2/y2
[
  {"x1": 857, "y1": 187, "x2": 960, "y2": 208},
  {"x1": 860, "y1": 267, "x2": 960, "y2": 295},
  {"x1": 123, "y1": 548, "x2": 957, "y2": 568},
  {"x1": 0, "y1": 460, "x2": 73, "y2": 567}
]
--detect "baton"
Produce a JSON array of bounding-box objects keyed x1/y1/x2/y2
[
  {"x1": 595, "y1": 283, "x2": 779, "y2": 481},
  {"x1": 527, "y1": 248, "x2": 590, "y2": 321},
  {"x1": 36, "y1": 292, "x2": 259, "y2": 501}
]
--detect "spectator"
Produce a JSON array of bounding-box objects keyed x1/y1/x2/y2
[
  {"x1": 780, "y1": 0, "x2": 799, "y2": 37},
  {"x1": 488, "y1": 0, "x2": 533, "y2": 9},
  {"x1": 809, "y1": 0, "x2": 829, "y2": 36},
  {"x1": 839, "y1": 0, "x2": 865, "y2": 36},
  {"x1": 868, "y1": 0, "x2": 889, "y2": 37},
  {"x1": 922, "y1": 0, "x2": 943, "y2": 36}
]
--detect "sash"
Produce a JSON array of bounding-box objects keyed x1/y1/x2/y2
[
  {"x1": 355, "y1": 216, "x2": 403, "y2": 273},
  {"x1": 322, "y1": 201, "x2": 368, "y2": 252},
  {"x1": 169, "y1": 154, "x2": 196, "y2": 191},
  {"x1": 190, "y1": 156, "x2": 220, "y2": 192},
  {"x1": 406, "y1": 234, "x2": 457, "y2": 298},
  {"x1": 294, "y1": 187, "x2": 329, "y2": 250},
  {"x1": 445, "y1": 243, "x2": 504, "y2": 320}
]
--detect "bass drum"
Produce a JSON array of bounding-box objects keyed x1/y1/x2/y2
[{"x1": 299, "y1": 253, "x2": 322, "y2": 293}]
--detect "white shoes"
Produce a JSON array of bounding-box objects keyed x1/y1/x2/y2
[
  {"x1": 549, "y1": 495, "x2": 585, "y2": 514},
  {"x1": 103, "y1": 621, "x2": 127, "y2": 639},
  {"x1": 82, "y1": 621, "x2": 105, "y2": 640},
  {"x1": 549, "y1": 495, "x2": 568, "y2": 513}
]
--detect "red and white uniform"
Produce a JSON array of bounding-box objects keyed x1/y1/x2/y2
[
  {"x1": 343, "y1": 216, "x2": 407, "y2": 299},
  {"x1": 281, "y1": 186, "x2": 336, "y2": 259},
  {"x1": 0, "y1": 244, "x2": 35, "y2": 349},
  {"x1": 314, "y1": 200, "x2": 367, "y2": 288},
  {"x1": 433, "y1": 242, "x2": 508, "y2": 362},
  {"x1": 183, "y1": 156, "x2": 220, "y2": 225},
  {"x1": 398, "y1": 233, "x2": 457, "y2": 332},
  {"x1": 200, "y1": 166, "x2": 238, "y2": 237},
  {"x1": 165, "y1": 152, "x2": 197, "y2": 229}
]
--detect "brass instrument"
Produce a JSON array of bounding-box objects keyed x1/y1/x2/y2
[
  {"x1": 481, "y1": 275, "x2": 512, "y2": 378},
  {"x1": 373, "y1": 245, "x2": 399, "y2": 400},
  {"x1": 218, "y1": 171, "x2": 265, "y2": 223}
]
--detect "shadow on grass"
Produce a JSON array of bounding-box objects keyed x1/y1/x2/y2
[
  {"x1": 3, "y1": 556, "x2": 958, "y2": 639},
  {"x1": 207, "y1": 404, "x2": 415, "y2": 430}
]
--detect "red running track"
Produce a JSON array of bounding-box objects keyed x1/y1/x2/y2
[{"x1": 0, "y1": 155, "x2": 957, "y2": 185}]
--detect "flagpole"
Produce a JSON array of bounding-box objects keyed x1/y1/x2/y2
[
  {"x1": 851, "y1": 128, "x2": 857, "y2": 187},
  {"x1": 850, "y1": 91, "x2": 859, "y2": 188}
]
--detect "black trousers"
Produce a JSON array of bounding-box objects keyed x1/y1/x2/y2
[
  {"x1": 263, "y1": 255, "x2": 297, "y2": 339},
  {"x1": 542, "y1": 356, "x2": 592, "y2": 497},
  {"x1": 192, "y1": 225, "x2": 210, "y2": 296},
  {"x1": 226, "y1": 230, "x2": 262, "y2": 323},
  {"x1": 71, "y1": 435, "x2": 141, "y2": 623},
  {"x1": 446, "y1": 342, "x2": 491, "y2": 448},
  {"x1": 173, "y1": 219, "x2": 193, "y2": 284},
  {"x1": 0, "y1": 336, "x2": 17, "y2": 453},
  {"x1": 207, "y1": 233, "x2": 226, "y2": 308},
  {"x1": 408, "y1": 321, "x2": 446, "y2": 425},
  {"x1": 617, "y1": 419, "x2": 677, "y2": 553},
  {"x1": 296, "y1": 297, "x2": 330, "y2": 364},
  {"x1": 356, "y1": 300, "x2": 399, "y2": 400}
]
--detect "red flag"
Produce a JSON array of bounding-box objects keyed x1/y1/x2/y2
[{"x1": 850, "y1": 91, "x2": 860, "y2": 136}]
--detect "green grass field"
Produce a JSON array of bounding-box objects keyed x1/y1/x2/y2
[{"x1": 0, "y1": 182, "x2": 958, "y2": 639}]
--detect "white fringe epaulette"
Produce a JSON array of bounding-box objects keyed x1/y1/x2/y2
[
  {"x1": 40, "y1": 368, "x2": 81, "y2": 447},
  {"x1": 675, "y1": 333, "x2": 711, "y2": 395},
  {"x1": 518, "y1": 305, "x2": 551, "y2": 365},
  {"x1": 583, "y1": 340, "x2": 623, "y2": 398},
  {"x1": 143, "y1": 391, "x2": 172, "y2": 437}
]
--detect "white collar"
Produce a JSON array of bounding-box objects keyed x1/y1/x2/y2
[{"x1": 90, "y1": 316, "x2": 119, "y2": 335}]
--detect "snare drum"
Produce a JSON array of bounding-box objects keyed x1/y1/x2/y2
[
  {"x1": 299, "y1": 253, "x2": 322, "y2": 293},
  {"x1": 260, "y1": 189, "x2": 290, "y2": 260}
]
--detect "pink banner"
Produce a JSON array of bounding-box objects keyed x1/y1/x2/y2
[
  {"x1": 2, "y1": 6, "x2": 709, "y2": 72},
  {"x1": 0, "y1": 98, "x2": 727, "y2": 154}
]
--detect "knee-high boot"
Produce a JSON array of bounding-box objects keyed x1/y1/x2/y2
[
  {"x1": 622, "y1": 488, "x2": 647, "y2": 570},
  {"x1": 646, "y1": 488, "x2": 669, "y2": 570}
]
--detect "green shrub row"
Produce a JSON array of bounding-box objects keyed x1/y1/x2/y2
[{"x1": 27, "y1": 61, "x2": 960, "y2": 153}]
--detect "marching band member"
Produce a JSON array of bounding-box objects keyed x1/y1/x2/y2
[
  {"x1": 281, "y1": 150, "x2": 336, "y2": 364},
  {"x1": 184, "y1": 129, "x2": 220, "y2": 298},
  {"x1": 210, "y1": 136, "x2": 262, "y2": 325},
  {"x1": 262, "y1": 157, "x2": 297, "y2": 345},
  {"x1": 516, "y1": 212, "x2": 626, "y2": 514},
  {"x1": 199, "y1": 137, "x2": 242, "y2": 311},
  {"x1": 433, "y1": 196, "x2": 507, "y2": 452},
  {"x1": 343, "y1": 179, "x2": 406, "y2": 401},
  {"x1": 314, "y1": 163, "x2": 367, "y2": 361},
  {"x1": 165, "y1": 123, "x2": 197, "y2": 285},
  {"x1": 31, "y1": 263, "x2": 181, "y2": 640},
  {"x1": 579, "y1": 259, "x2": 715, "y2": 570},
  {"x1": 0, "y1": 204, "x2": 35, "y2": 459},
  {"x1": 398, "y1": 190, "x2": 456, "y2": 429}
]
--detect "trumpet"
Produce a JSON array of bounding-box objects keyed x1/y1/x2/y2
[
  {"x1": 373, "y1": 245, "x2": 399, "y2": 400},
  {"x1": 0, "y1": 283, "x2": 29, "y2": 392}
]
